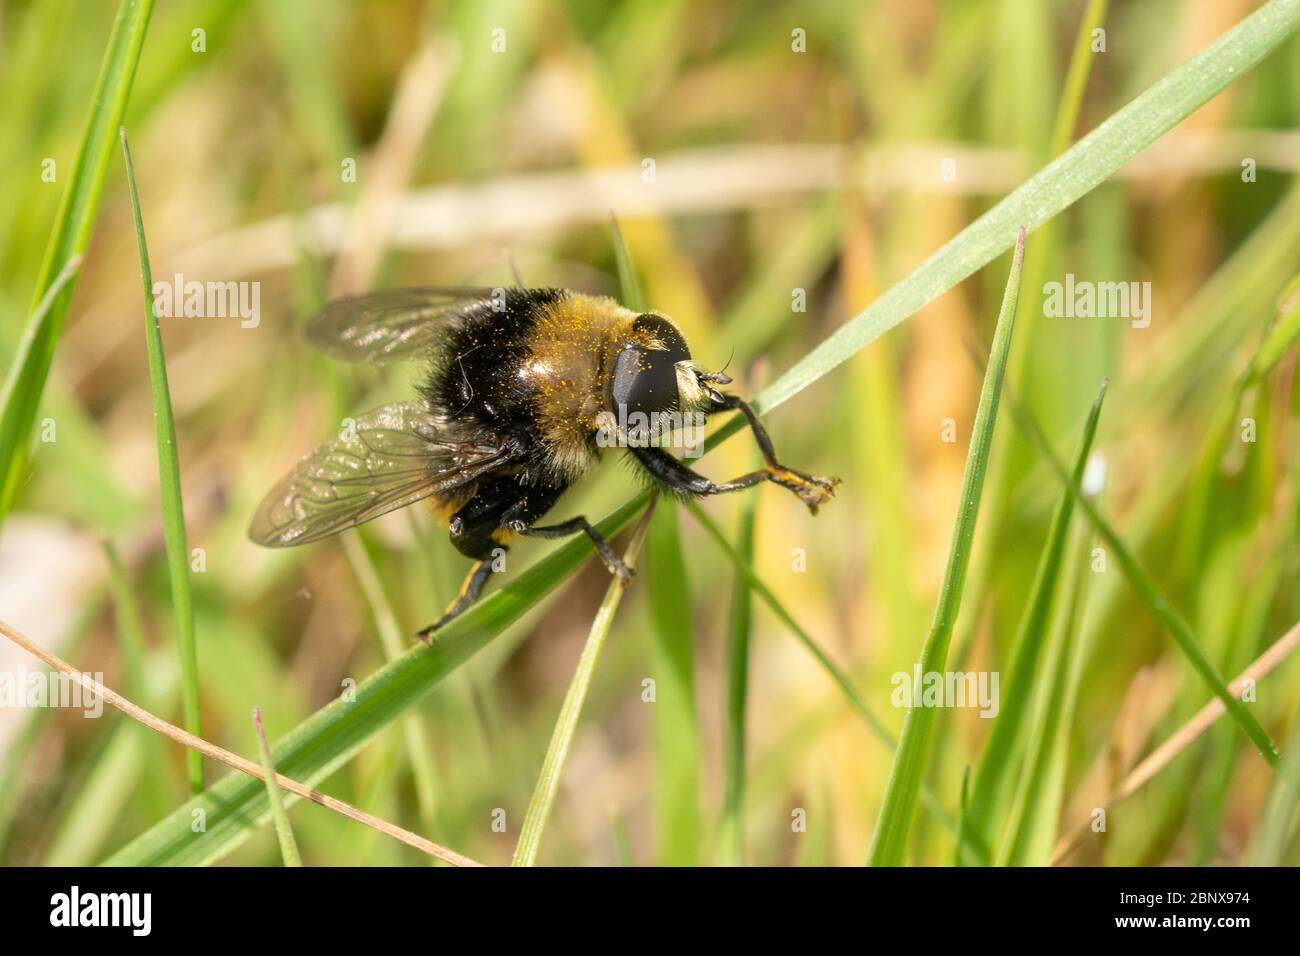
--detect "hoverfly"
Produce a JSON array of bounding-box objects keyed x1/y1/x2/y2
[{"x1": 250, "y1": 287, "x2": 839, "y2": 638}]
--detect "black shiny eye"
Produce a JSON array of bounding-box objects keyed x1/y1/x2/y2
[
  {"x1": 610, "y1": 345, "x2": 679, "y2": 415},
  {"x1": 608, "y1": 313, "x2": 693, "y2": 416}
]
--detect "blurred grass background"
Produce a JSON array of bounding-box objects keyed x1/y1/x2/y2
[{"x1": 1, "y1": 0, "x2": 1298, "y2": 866}]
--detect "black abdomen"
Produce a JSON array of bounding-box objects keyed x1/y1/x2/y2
[{"x1": 421, "y1": 287, "x2": 566, "y2": 433}]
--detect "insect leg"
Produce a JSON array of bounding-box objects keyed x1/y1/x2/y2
[
  {"x1": 417, "y1": 558, "x2": 496, "y2": 643},
  {"x1": 717, "y1": 395, "x2": 783, "y2": 464},
  {"x1": 504, "y1": 507, "x2": 633, "y2": 584},
  {"x1": 519, "y1": 517, "x2": 634, "y2": 583},
  {"x1": 723, "y1": 395, "x2": 841, "y2": 511},
  {"x1": 630, "y1": 430, "x2": 839, "y2": 514},
  {"x1": 417, "y1": 485, "x2": 517, "y2": 641}
]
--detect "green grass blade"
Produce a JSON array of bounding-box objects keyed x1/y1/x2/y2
[
  {"x1": 120, "y1": 128, "x2": 202, "y2": 794},
  {"x1": 1006, "y1": 390, "x2": 1282, "y2": 767},
  {"x1": 717, "y1": 496, "x2": 757, "y2": 866},
  {"x1": 0, "y1": 0, "x2": 154, "y2": 521},
  {"x1": 671, "y1": 0, "x2": 1298, "y2": 478},
  {"x1": 1048, "y1": 0, "x2": 1110, "y2": 159},
  {"x1": 963, "y1": 380, "x2": 1107, "y2": 860},
  {"x1": 996, "y1": 522, "x2": 1091, "y2": 866},
  {"x1": 610, "y1": 216, "x2": 645, "y2": 312},
  {"x1": 44, "y1": 724, "x2": 156, "y2": 867},
  {"x1": 646, "y1": 499, "x2": 703, "y2": 866},
  {"x1": 0, "y1": 248, "x2": 83, "y2": 456},
  {"x1": 104, "y1": 495, "x2": 648, "y2": 866},
  {"x1": 512, "y1": 501, "x2": 655, "y2": 867},
  {"x1": 1007, "y1": 0, "x2": 1109, "y2": 379},
  {"x1": 253, "y1": 708, "x2": 303, "y2": 867},
  {"x1": 867, "y1": 228, "x2": 1026, "y2": 867}
]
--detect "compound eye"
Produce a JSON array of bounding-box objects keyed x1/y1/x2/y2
[{"x1": 610, "y1": 346, "x2": 680, "y2": 415}]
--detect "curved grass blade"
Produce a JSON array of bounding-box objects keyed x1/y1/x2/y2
[
  {"x1": 120, "y1": 130, "x2": 202, "y2": 796},
  {"x1": 120, "y1": 128, "x2": 202, "y2": 793},
  {"x1": 105, "y1": 495, "x2": 648, "y2": 866},
  {"x1": 0, "y1": 0, "x2": 154, "y2": 521},
  {"x1": 1048, "y1": 0, "x2": 1110, "y2": 158},
  {"x1": 512, "y1": 500, "x2": 656, "y2": 867},
  {"x1": 867, "y1": 228, "x2": 1026, "y2": 867},
  {"x1": 0, "y1": 250, "x2": 83, "y2": 485},
  {"x1": 253, "y1": 708, "x2": 303, "y2": 866}
]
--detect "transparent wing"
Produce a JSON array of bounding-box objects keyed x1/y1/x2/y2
[
  {"x1": 302, "y1": 287, "x2": 498, "y2": 363},
  {"x1": 249, "y1": 401, "x2": 511, "y2": 547}
]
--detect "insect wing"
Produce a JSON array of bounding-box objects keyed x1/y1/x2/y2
[
  {"x1": 249, "y1": 401, "x2": 508, "y2": 546},
  {"x1": 302, "y1": 288, "x2": 497, "y2": 363}
]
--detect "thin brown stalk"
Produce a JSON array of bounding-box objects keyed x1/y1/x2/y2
[{"x1": 0, "y1": 618, "x2": 482, "y2": 867}]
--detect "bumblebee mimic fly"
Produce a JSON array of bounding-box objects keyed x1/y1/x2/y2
[{"x1": 249, "y1": 286, "x2": 840, "y2": 638}]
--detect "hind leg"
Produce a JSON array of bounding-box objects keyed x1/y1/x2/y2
[
  {"x1": 417, "y1": 488, "x2": 515, "y2": 641},
  {"x1": 417, "y1": 557, "x2": 499, "y2": 642}
]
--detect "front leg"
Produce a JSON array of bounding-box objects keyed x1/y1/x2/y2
[
  {"x1": 631, "y1": 398, "x2": 840, "y2": 513},
  {"x1": 718, "y1": 395, "x2": 840, "y2": 509}
]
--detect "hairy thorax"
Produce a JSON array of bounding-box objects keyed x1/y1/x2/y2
[{"x1": 522, "y1": 294, "x2": 636, "y2": 482}]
